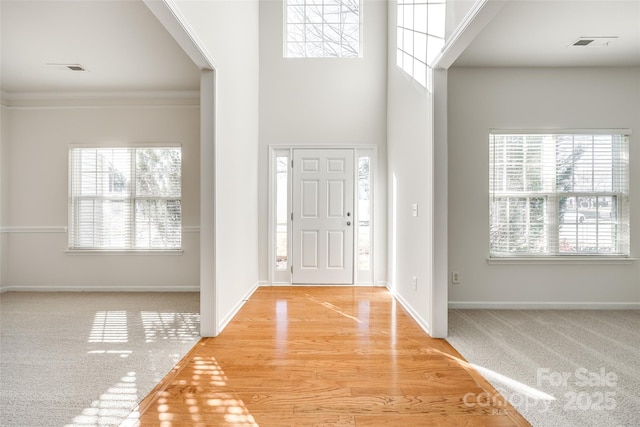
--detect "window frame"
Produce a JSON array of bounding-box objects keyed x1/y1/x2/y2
[
  {"x1": 283, "y1": 0, "x2": 363, "y2": 59},
  {"x1": 356, "y1": 149, "x2": 374, "y2": 284},
  {"x1": 396, "y1": 0, "x2": 446, "y2": 87},
  {"x1": 489, "y1": 130, "x2": 631, "y2": 259},
  {"x1": 67, "y1": 143, "x2": 183, "y2": 253},
  {"x1": 274, "y1": 150, "x2": 291, "y2": 273}
]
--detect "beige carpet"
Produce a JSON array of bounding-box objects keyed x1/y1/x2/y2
[
  {"x1": 0, "y1": 292, "x2": 200, "y2": 427},
  {"x1": 447, "y1": 309, "x2": 640, "y2": 427}
]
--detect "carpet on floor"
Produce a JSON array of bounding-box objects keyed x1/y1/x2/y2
[
  {"x1": 447, "y1": 309, "x2": 640, "y2": 427},
  {"x1": 0, "y1": 292, "x2": 200, "y2": 427}
]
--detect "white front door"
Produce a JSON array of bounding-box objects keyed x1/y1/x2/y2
[{"x1": 292, "y1": 149, "x2": 354, "y2": 284}]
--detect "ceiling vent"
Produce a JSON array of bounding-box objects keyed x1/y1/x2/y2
[
  {"x1": 570, "y1": 37, "x2": 618, "y2": 48},
  {"x1": 47, "y1": 63, "x2": 88, "y2": 72}
]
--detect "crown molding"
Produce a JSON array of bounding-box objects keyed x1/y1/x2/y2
[{"x1": 0, "y1": 90, "x2": 200, "y2": 108}]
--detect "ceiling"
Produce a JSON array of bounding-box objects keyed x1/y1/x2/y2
[
  {"x1": 2, "y1": 0, "x2": 638, "y2": 95},
  {"x1": 453, "y1": 0, "x2": 640, "y2": 67},
  {"x1": 0, "y1": 0, "x2": 200, "y2": 94}
]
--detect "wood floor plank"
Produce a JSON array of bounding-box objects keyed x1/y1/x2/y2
[
  {"x1": 133, "y1": 287, "x2": 531, "y2": 426},
  {"x1": 355, "y1": 414, "x2": 521, "y2": 427}
]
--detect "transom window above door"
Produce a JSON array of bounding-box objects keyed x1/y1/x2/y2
[{"x1": 284, "y1": 0, "x2": 361, "y2": 58}]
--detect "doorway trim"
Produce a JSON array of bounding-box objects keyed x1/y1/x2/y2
[{"x1": 268, "y1": 144, "x2": 377, "y2": 286}]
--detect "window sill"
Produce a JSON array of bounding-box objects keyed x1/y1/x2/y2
[
  {"x1": 66, "y1": 249, "x2": 183, "y2": 256},
  {"x1": 487, "y1": 256, "x2": 636, "y2": 265}
]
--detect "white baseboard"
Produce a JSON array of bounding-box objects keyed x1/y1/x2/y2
[
  {"x1": 258, "y1": 281, "x2": 388, "y2": 287},
  {"x1": 0, "y1": 285, "x2": 200, "y2": 292},
  {"x1": 385, "y1": 282, "x2": 432, "y2": 335},
  {"x1": 354, "y1": 281, "x2": 387, "y2": 287},
  {"x1": 259, "y1": 281, "x2": 291, "y2": 286},
  {"x1": 449, "y1": 301, "x2": 640, "y2": 310},
  {"x1": 217, "y1": 281, "x2": 260, "y2": 333}
]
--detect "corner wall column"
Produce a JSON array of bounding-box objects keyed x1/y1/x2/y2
[{"x1": 200, "y1": 69, "x2": 217, "y2": 337}]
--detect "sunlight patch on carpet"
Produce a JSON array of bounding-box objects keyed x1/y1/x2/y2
[
  {"x1": 65, "y1": 372, "x2": 138, "y2": 427},
  {"x1": 89, "y1": 311, "x2": 129, "y2": 343}
]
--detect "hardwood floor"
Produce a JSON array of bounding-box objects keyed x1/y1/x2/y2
[{"x1": 133, "y1": 287, "x2": 531, "y2": 426}]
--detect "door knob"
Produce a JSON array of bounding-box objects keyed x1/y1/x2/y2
[{"x1": 347, "y1": 221, "x2": 351, "y2": 226}]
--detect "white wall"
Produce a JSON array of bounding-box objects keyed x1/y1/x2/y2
[
  {"x1": 1, "y1": 103, "x2": 200, "y2": 291},
  {"x1": 0, "y1": 106, "x2": 7, "y2": 290},
  {"x1": 386, "y1": 2, "x2": 434, "y2": 332},
  {"x1": 172, "y1": 0, "x2": 260, "y2": 330},
  {"x1": 448, "y1": 67, "x2": 640, "y2": 307},
  {"x1": 258, "y1": 0, "x2": 388, "y2": 284},
  {"x1": 0, "y1": 0, "x2": 2, "y2": 292}
]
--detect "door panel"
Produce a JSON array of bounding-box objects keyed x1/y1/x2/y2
[
  {"x1": 292, "y1": 149, "x2": 354, "y2": 284},
  {"x1": 302, "y1": 158, "x2": 319, "y2": 172},
  {"x1": 301, "y1": 180, "x2": 319, "y2": 218},
  {"x1": 327, "y1": 231, "x2": 345, "y2": 268},
  {"x1": 327, "y1": 180, "x2": 345, "y2": 217},
  {"x1": 301, "y1": 231, "x2": 319, "y2": 268}
]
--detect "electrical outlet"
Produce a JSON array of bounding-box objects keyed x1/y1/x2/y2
[
  {"x1": 451, "y1": 271, "x2": 460, "y2": 284},
  {"x1": 412, "y1": 276, "x2": 418, "y2": 290}
]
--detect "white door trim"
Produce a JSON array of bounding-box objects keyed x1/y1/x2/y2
[{"x1": 268, "y1": 144, "x2": 377, "y2": 287}]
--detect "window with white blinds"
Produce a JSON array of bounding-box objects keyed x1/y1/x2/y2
[
  {"x1": 69, "y1": 146, "x2": 182, "y2": 250},
  {"x1": 489, "y1": 132, "x2": 630, "y2": 257}
]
